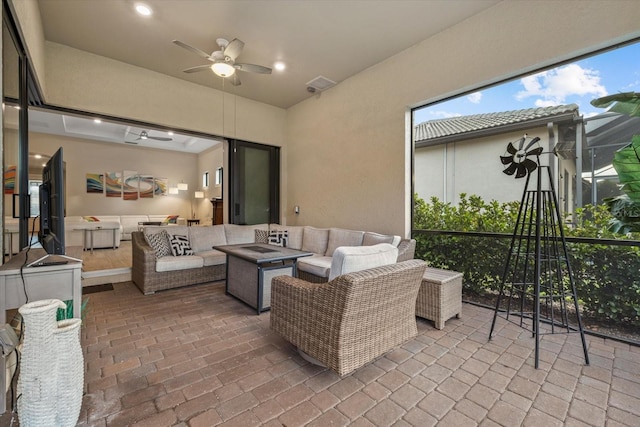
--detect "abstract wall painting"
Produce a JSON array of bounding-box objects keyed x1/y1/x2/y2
[
  {"x1": 4, "y1": 165, "x2": 16, "y2": 194},
  {"x1": 139, "y1": 175, "x2": 154, "y2": 198},
  {"x1": 86, "y1": 173, "x2": 104, "y2": 193},
  {"x1": 105, "y1": 171, "x2": 122, "y2": 197},
  {"x1": 123, "y1": 170, "x2": 139, "y2": 200},
  {"x1": 154, "y1": 177, "x2": 168, "y2": 196}
]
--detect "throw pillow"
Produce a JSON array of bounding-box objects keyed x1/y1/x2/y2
[
  {"x1": 268, "y1": 230, "x2": 288, "y2": 247},
  {"x1": 83, "y1": 216, "x2": 100, "y2": 222},
  {"x1": 163, "y1": 215, "x2": 179, "y2": 224},
  {"x1": 255, "y1": 229, "x2": 269, "y2": 244},
  {"x1": 169, "y1": 234, "x2": 194, "y2": 256},
  {"x1": 145, "y1": 230, "x2": 171, "y2": 258}
]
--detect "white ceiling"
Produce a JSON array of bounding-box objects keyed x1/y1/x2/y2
[
  {"x1": 36, "y1": 0, "x2": 499, "y2": 109},
  {"x1": 29, "y1": 0, "x2": 500, "y2": 152}
]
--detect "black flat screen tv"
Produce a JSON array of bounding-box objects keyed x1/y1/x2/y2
[{"x1": 39, "y1": 147, "x2": 65, "y2": 255}]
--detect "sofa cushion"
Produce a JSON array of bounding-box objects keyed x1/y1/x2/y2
[
  {"x1": 297, "y1": 254, "x2": 332, "y2": 278},
  {"x1": 163, "y1": 225, "x2": 190, "y2": 239},
  {"x1": 301, "y1": 226, "x2": 330, "y2": 255},
  {"x1": 196, "y1": 249, "x2": 227, "y2": 266},
  {"x1": 190, "y1": 225, "x2": 227, "y2": 252},
  {"x1": 169, "y1": 234, "x2": 194, "y2": 256},
  {"x1": 325, "y1": 228, "x2": 365, "y2": 256},
  {"x1": 328, "y1": 243, "x2": 399, "y2": 281},
  {"x1": 225, "y1": 224, "x2": 269, "y2": 244},
  {"x1": 362, "y1": 231, "x2": 397, "y2": 246},
  {"x1": 145, "y1": 229, "x2": 172, "y2": 258},
  {"x1": 155, "y1": 255, "x2": 203, "y2": 272}
]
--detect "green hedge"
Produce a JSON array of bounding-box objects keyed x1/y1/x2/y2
[{"x1": 414, "y1": 194, "x2": 640, "y2": 326}]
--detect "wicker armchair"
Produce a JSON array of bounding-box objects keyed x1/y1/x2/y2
[{"x1": 270, "y1": 259, "x2": 427, "y2": 376}]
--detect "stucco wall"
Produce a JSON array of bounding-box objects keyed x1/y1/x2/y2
[
  {"x1": 8, "y1": 0, "x2": 46, "y2": 95},
  {"x1": 285, "y1": 1, "x2": 640, "y2": 236}
]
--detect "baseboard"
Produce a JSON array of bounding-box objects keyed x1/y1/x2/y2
[{"x1": 82, "y1": 268, "x2": 131, "y2": 286}]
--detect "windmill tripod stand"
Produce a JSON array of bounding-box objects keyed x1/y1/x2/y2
[{"x1": 489, "y1": 164, "x2": 589, "y2": 368}]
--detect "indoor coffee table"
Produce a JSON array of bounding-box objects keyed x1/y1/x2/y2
[{"x1": 215, "y1": 243, "x2": 313, "y2": 314}]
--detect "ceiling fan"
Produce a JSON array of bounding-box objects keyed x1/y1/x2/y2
[
  {"x1": 172, "y1": 37, "x2": 272, "y2": 86},
  {"x1": 127, "y1": 130, "x2": 173, "y2": 143}
]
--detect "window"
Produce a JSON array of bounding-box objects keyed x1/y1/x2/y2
[
  {"x1": 29, "y1": 180, "x2": 41, "y2": 217},
  {"x1": 202, "y1": 171, "x2": 209, "y2": 188}
]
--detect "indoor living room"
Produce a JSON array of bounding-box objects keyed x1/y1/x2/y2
[{"x1": 2, "y1": 1, "x2": 640, "y2": 426}]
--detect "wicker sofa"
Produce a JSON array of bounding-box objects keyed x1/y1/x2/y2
[
  {"x1": 131, "y1": 224, "x2": 416, "y2": 295},
  {"x1": 270, "y1": 259, "x2": 427, "y2": 376}
]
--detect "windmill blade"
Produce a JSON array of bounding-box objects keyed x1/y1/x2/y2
[
  {"x1": 516, "y1": 136, "x2": 526, "y2": 150},
  {"x1": 515, "y1": 164, "x2": 528, "y2": 179},
  {"x1": 500, "y1": 155, "x2": 514, "y2": 165},
  {"x1": 224, "y1": 38, "x2": 244, "y2": 60},
  {"x1": 182, "y1": 64, "x2": 213, "y2": 74},
  {"x1": 172, "y1": 40, "x2": 214, "y2": 61},
  {"x1": 526, "y1": 146, "x2": 544, "y2": 157},
  {"x1": 235, "y1": 63, "x2": 272, "y2": 74},
  {"x1": 506, "y1": 142, "x2": 517, "y2": 155},
  {"x1": 503, "y1": 162, "x2": 518, "y2": 176},
  {"x1": 522, "y1": 158, "x2": 538, "y2": 173},
  {"x1": 524, "y1": 136, "x2": 541, "y2": 151}
]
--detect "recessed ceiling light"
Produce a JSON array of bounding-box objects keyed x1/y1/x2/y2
[
  {"x1": 135, "y1": 3, "x2": 152, "y2": 16},
  {"x1": 168, "y1": 131, "x2": 174, "y2": 136},
  {"x1": 94, "y1": 118, "x2": 102, "y2": 124},
  {"x1": 274, "y1": 61, "x2": 286, "y2": 71},
  {"x1": 34, "y1": 154, "x2": 42, "y2": 159}
]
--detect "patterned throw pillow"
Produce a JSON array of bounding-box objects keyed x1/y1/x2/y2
[
  {"x1": 145, "y1": 230, "x2": 171, "y2": 258},
  {"x1": 255, "y1": 229, "x2": 269, "y2": 243},
  {"x1": 169, "y1": 234, "x2": 194, "y2": 256},
  {"x1": 268, "y1": 230, "x2": 288, "y2": 247}
]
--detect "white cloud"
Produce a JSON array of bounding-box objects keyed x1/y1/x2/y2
[
  {"x1": 467, "y1": 92, "x2": 482, "y2": 104},
  {"x1": 429, "y1": 111, "x2": 462, "y2": 119},
  {"x1": 515, "y1": 64, "x2": 607, "y2": 105}
]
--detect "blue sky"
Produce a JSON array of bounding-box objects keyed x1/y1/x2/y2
[{"x1": 414, "y1": 41, "x2": 640, "y2": 124}]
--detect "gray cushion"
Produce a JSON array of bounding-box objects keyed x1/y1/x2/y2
[
  {"x1": 362, "y1": 232, "x2": 397, "y2": 246},
  {"x1": 189, "y1": 225, "x2": 227, "y2": 252},
  {"x1": 196, "y1": 249, "x2": 227, "y2": 266},
  {"x1": 328, "y1": 243, "x2": 399, "y2": 281},
  {"x1": 225, "y1": 224, "x2": 268, "y2": 244},
  {"x1": 325, "y1": 228, "x2": 365, "y2": 256},
  {"x1": 144, "y1": 229, "x2": 171, "y2": 258},
  {"x1": 297, "y1": 255, "x2": 332, "y2": 278},
  {"x1": 155, "y1": 255, "x2": 203, "y2": 272},
  {"x1": 301, "y1": 226, "x2": 330, "y2": 254}
]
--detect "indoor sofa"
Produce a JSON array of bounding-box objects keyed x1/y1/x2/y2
[{"x1": 131, "y1": 224, "x2": 416, "y2": 295}]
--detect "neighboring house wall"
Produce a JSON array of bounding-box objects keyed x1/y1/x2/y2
[
  {"x1": 415, "y1": 125, "x2": 577, "y2": 214},
  {"x1": 12, "y1": 1, "x2": 640, "y2": 236}
]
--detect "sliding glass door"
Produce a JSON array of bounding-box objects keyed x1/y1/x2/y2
[{"x1": 228, "y1": 140, "x2": 280, "y2": 225}]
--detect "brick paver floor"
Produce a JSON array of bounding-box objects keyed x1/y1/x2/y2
[{"x1": 7, "y1": 280, "x2": 639, "y2": 426}]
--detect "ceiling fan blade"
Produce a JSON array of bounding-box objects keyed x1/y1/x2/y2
[
  {"x1": 224, "y1": 38, "x2": 244, "y2": 61},
  {"x1": 173, "y1": 40, "x2": 214, "y2": 61},
  {"x1": 182, "y1": 64, "x2": 213, "y2": 74},
  {"x1": 149, "y1": 136, "x2": 173, "y2": 141},
  {"x1": 234, "y1": 63, "x2": 272, "y2": 74},
  {"x1": 503, "y1": 162, "x2": 518, "y2": 176}
]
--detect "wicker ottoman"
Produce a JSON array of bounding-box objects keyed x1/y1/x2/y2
[{"x1": 416, "y1": 267, "x2": 463, "y2": 329}]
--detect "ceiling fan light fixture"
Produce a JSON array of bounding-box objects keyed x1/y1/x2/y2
[
  {"x1": 211, "y1": 62, "x2": 236, "y2": 77},
  {"x1": 134, "y1": 3, "x2": 152, "y2": 16}
]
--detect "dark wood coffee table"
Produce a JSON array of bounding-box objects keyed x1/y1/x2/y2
[{"x1": 215, "y1": 243, "x2": 313, "y2": 314}]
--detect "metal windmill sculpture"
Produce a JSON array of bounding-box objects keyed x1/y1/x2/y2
[{"x1": 490, "y1": 134, "x2": 589, "y2": 369}]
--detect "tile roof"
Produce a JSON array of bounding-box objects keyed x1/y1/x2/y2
[{"x1": 414, "y1": 104, "x2": 579, "y2": 143}]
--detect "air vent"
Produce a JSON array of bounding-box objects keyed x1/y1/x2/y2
[{"x1": 306, "y1": 75, "x2": 337, "y2": 92}]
